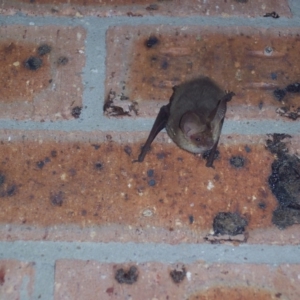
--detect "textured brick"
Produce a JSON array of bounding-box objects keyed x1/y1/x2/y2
[
  {"x1": 0, "y1": 131, "x2": 299, "y2": 244},
  {"x1": 55, "y1": 260, "x2": 300, "y2": 299},
  {"x1": 0, "y1": 25, "x2": 85, "y2": 121},
  {"x1": 106, "y1": 26, "x2": 300, "y2": 120},
  {"x1": 0, "y1": 260, "x2": 35, "y2": 299},
  {"x1": 0, "y1": 0, "x2": 291, "y2": 17}
]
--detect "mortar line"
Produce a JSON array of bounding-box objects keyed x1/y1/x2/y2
[
  {"x1": 33, "y1": 261, "x2": 55, "y2": 300},
  {"x1": 1, "y1": 14, "x2": 300, "y2": 28},
  {"x1": 0, "y1": 119, "x2": 298, "y2": 135},
  {"x1": 1, "y1": 241, "x2": 300, "y2": 265}
]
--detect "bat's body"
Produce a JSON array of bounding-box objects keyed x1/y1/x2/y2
[{"x1": 137, "y1": 76, "x2": 234, "y2": 167}]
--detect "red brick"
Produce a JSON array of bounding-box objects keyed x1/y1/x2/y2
[
  {"x1": 106, "y1": 26, "x2": 300, "y2": 120},
  {"x1": 1, "y1": 0, "x2": 291, "y2": 17},
  {"x1": 0, "y1": 25, "x2": 85, "y2": 121},
  {"x1": 0, "y1": 131, "x2": 299, "y2": 244},
  {"x1": 54, "y1": 260, "x2": 300, "y2": 299},
  {"x1": 0, "y1": 260, "x2": 35, "y2": 299}
]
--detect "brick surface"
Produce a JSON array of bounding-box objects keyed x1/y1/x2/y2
[
  {"x1": 0, "y1": 132, "x2": 298, "y2": 244},
  {"x1": 0, "y1": 260, "x2": 35, "y2": 299},
  {"x1": 55, "y1": 260, "x2": 300, "y2": 299},
  {"x1": 0, "y1": 0, "x2": 292, "y2": 17},
  {"x1": 0, "y1": 25, "x2": 85, "y2": 121},
  {"x1": 106, "y1": 26, "x2": 300, "y2": 120},
  {"x1": 0, "y1": 0, "x2": 300, "y2": 298}
]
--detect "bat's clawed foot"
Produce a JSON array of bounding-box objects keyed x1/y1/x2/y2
[
  {"x1": 205, "y1": 161, "x2": 215, "y2": 169},
  {"x1": 224, "y1": 90, "x2": 235, "y2": 102},
  {"x1": 202, "y1": 149, "x2": 220, "y2": 168},
  {"x1": 132, "y1": 155, "x2": 144, "y2": 163},
  {"x1": 133, "y1": 145, "x2": 147, "y2": 163}
]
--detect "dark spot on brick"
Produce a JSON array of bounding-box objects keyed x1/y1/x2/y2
[
  {"x1": 156, "y1": 152, "x2": 166, "y2": 159},
  {"x1": 244, "y1": 145, "x2": 251, "y2": 153},
  {"x1": 106, "y1": 135, "x2": 112, "y2": 141},
  {"x1": 6, "y1": 185, "x2": 17, "y2": 197},
  {"x1": 106, "y1": 287, "x2": 114, "y2": 295},
  {"x1": 271, "y1": 73, "x2": 277, "y2": 80},
  {"x1": 273, "y1": 89, "x2": 286, "y2": 101},
  {"x1": 286, "y1": 82, "x2": 300, "y2": 93},
  {"x1": 145, "y1": 36, "x2": 159, "y2": 48},
  {"x1": 44, "y1": 157, "x2": 50, "y2": 163},
  {"x1": 94, "y1": 162, "x2": 103, "y2": 170},
  {"x1": 202, "y1": 149, "x2": 220, "y2": 161},
  {"x1": 115, "y1": 266, "x2": 138, "y2": 284},
  {"x1": 258, "y1": 202, "x2": 266, "y2": 209},
  {"x1": 272, "y1": 207, "x2": 300, "y2": 229},
  {"x1": 147, "y1": 169, "x2": 154, "y2": 177},
  {"x1": 81, "y1": 209, "x2": 87, "y2": 216},
  {"x1": 50, "y1": 191, "x2": 64, "y2": 206},
  {"x1": 266, "y1": 133, "x2": 291, "y2": 156},
  {"x1": 258, "y1": 101, "x2": 263, "y2": 110},
  {"x1": 51, "y1": 150, "x2": 57, "y2": 158},
  {"x1": 69, "y1": 168, "x2": 77, "y2": 176},
  {"x1": 268, "y1": 144, "x2": 300, "y2": 228},
  {"x1": 0, "y1": 173, "x2": 5, "y2": 186},
  {"x1": 170, "y1": 266, "x2": 186, "y2": 283},
  {"x1": 71, "y1": 106, "x2": 82, "y2": 119},
  {"x1": 287, "y1": 112, "x2": 299, "y2": 120},
  {"x1": 159, "y1": 198, "x2": 164, "y2": 203},
  {"x1": 213, "y1": 212, "x2": 248, "y2": 235},
  {"x1": 57, "y1": 56, "x2": 69, "y2": 66},
  {"x1": 120, "y1": 94, "x2": 129, "y2": 101},
  {"x1": 150, "y1": 55, "x2": 158, "y2": 63},
  {"x1": 146, "y1": 4, "x2": 159, "y2": 10},
  {"x1": 234, "y1": 0, "x2": 248, "y2": 2},
  {"x1": 24, "y1": 56, "x2": 42, "y2": 70},
  {"x1": 0, "y1": 268, "x2": 5, "y2": 285},
  {"x1": 264, "y1": 11, "x2": 280, "y2": 18},
  {"x1": 148, "y1": 179, "x2": 156, "y2": 186},
  {"x1": 91, "y1": 144, "x2": 100, "y2": 150},
  {"x1": 188, "y1": 215, "x2": 194, "y2": 224},
  {"x1": 124, "y1": 145, "x2": 132, "y2": 156},
  {"x1": 36, "y1": 160, "x2": 45, "y2": 169},
  {"x1": 229, "y1": 156, "x2": 245, "y2": 168},
  {"x1": 275, "y1": 293, "x2": 282, "y2": 298},
  {"x1": 161, "y1": 59, "x2": 168, "y2": 70},
  {"x1": 37, "y1": 44, "x2": 52, "y2": 56}
]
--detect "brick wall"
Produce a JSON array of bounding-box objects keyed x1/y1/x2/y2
[{"x1": 0, "y1": 0, "x2": 300, "y2": 299}]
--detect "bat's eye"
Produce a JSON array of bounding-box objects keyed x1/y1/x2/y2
[{"x1": 195, "y1": 137, "x2": 201, "y2": 142}]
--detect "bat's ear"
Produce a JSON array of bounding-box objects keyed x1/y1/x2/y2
[
  {"x1": 172, "y1": 85, "x2": 178, "y2": 92},
  {"x1": 180, "y1": 111, "x2": 202, "y2": 137}
]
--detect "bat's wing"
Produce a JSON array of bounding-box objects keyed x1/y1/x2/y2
[
  {"x1": 136, "y1": 102, "x2": 171, "y2": 162},
  {"x1": 205, "y1": 118, "x2": 223, "y2": 168},
  {"x1": 205, "y1": 91, "x2": 235, "y2": 168},
  {"x1": 207, "y1": 91, "x2": 235, "y2": 126}
]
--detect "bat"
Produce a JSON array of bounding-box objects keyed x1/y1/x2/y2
[{"x1": 136, "y1": 76, "x2": 235, "y2": 167}]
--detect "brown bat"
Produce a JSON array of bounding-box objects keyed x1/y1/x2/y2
[{"x1": 137, "y1": 76, "x2": 235, "y2": 167}]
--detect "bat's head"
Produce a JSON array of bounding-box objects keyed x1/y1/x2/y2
[
  {"x1": 180, "y1": 111, "x2": 215, "y2": 150},
  {"x1": 179, "y1": 92, "x2": 230, "y2": 151}
]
